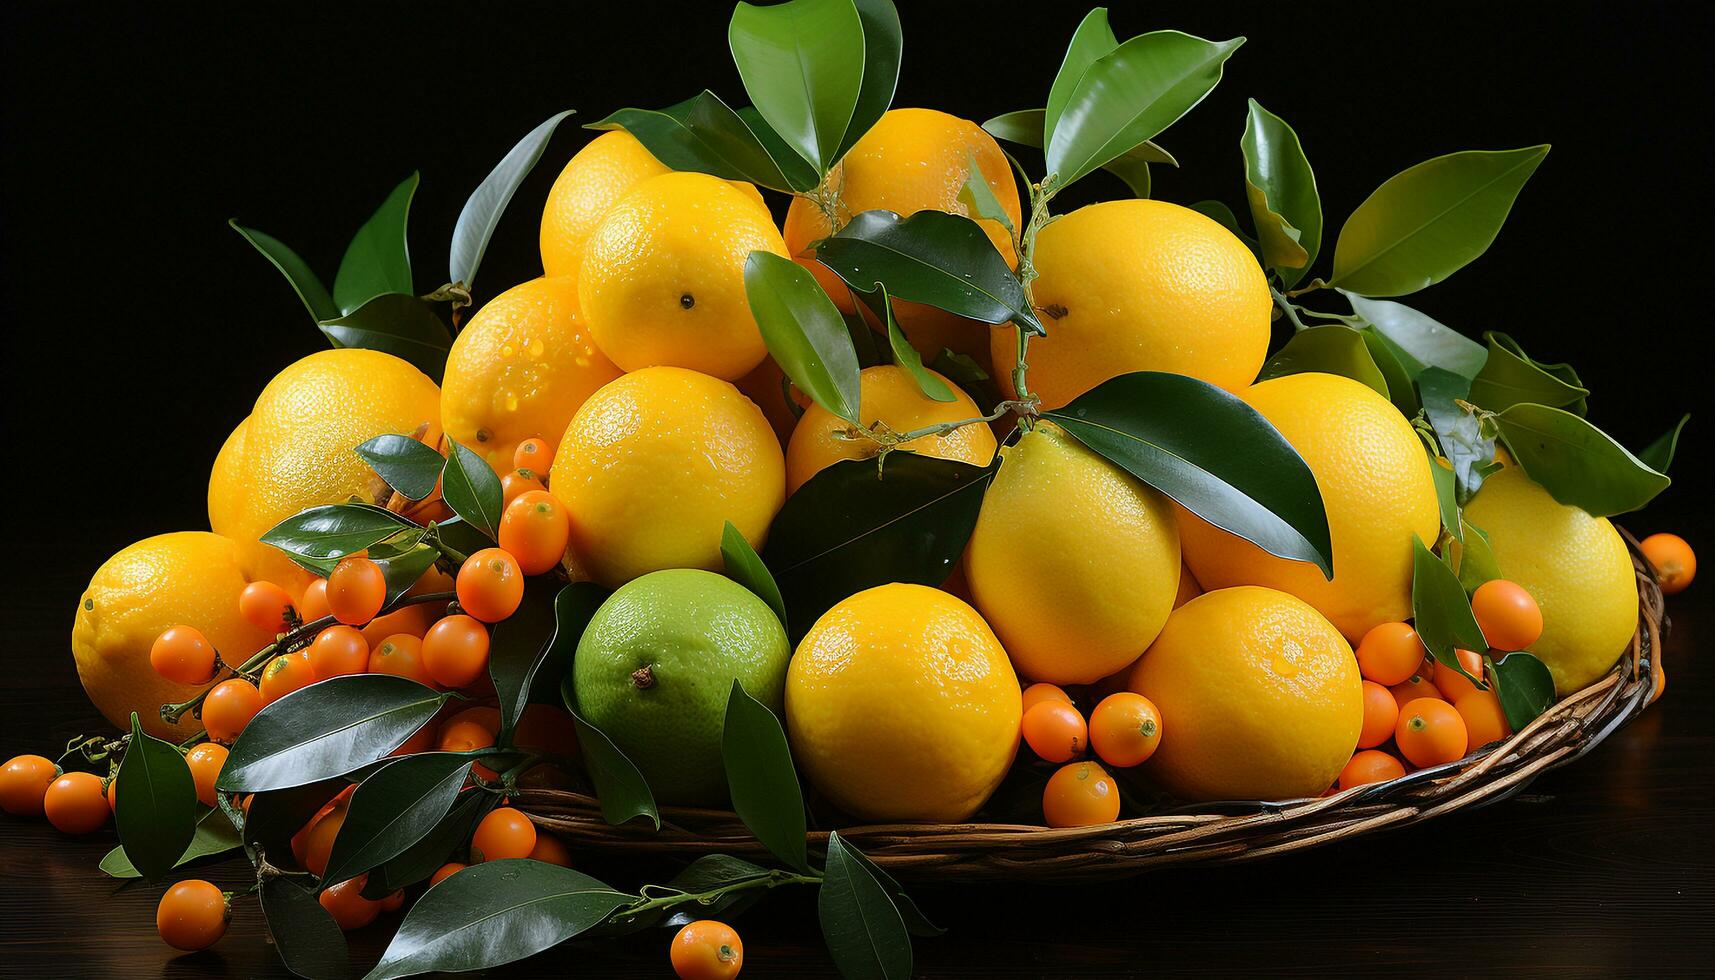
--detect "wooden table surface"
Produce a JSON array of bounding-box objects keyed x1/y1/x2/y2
[{"x1": 3, "y1": 557, "x2": 1710, "y2": 979}]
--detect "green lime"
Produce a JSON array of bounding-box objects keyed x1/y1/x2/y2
[{"x1": 571, "y1": 568, "x2": 790, "y2": 806}]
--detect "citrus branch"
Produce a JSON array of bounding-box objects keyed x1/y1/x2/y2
[{"x1": 615, "y1": 868, "x2": 822, "y2": 924}]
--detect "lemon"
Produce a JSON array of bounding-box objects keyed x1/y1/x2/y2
[
  {"x1": 1461, "y1": 467, "x2": 1638, "y2": 694},
  {"x1": 1178, "y1": 372, "x2": 1440, "y2": 642},
  {"x1": 965, "y1": 422, "x2": 1180, "y2": 684},
  {"x1": 572, "y1": 569, "x2": 790, "y2": 806},
  {"x1": 440, "y1": 276, "x2": 621, "y2": 472},
  {"x1": 1129, "y1": 586, "x2": 1363, "y2": 801},
  {"x1": 72, "y1": 532, "x2": 276, "y2": 740},
  {"x1": 550, "y1": 367, "x2": 785, "y2": 588},
  {"x1": 786, "y1": 584, "x2": 1020, "y2": 822},
  {"x1": 994, "y1": 199, "x2": 1270, "y2": 409},
  {"x1": 785, "y1": 365, "x2": 996, "y2": 493},
  {"x1": 207, "y1": 348, "x2": 441, "y2": 598},
  {"x1": 579, "y1": 171, "x2": 786, "y2": 381}
]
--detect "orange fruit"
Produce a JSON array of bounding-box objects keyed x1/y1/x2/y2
[
  {"x1": 1389, "y1": 673, "x2": 1442, "y2": 708},
  {"x1": 43, "y1": 772, "x2": 109, "y2": 835},
  {"x1": 1041, "y1": 761, "x2": 1120, "y2": 828},
  {"x1": 1020, "y1": 700, "x2": 1087, "y2": 764},
  {"x1": 1395, "y1": 698, "x2": 1468, "y2": 768},
  {"x1": 1430, "y1": 648, "x2": 1486, "y2": 704},
  {"x1": 1087, "y1": 692, "x2": 1163, "y2": 768},
  {"x1": 156, "y1": 880, "x2": 229, "y2": 951},
  {"x1": 670, "y1": 919, "x2": 744, "y2": 980},
  {"x1": 0, "y1": 755, "x2": 58, "y2": 816},
  {"x1": 1338, "y1": 750, "x2": 1407, "y2": 789},
  {"x1": 1639, "y1": 532, "x2": 1695, "y2": 594},
  {"x1": 1355, "y1": 622, "x2": 1428, "y2": 686},
  {"x1": 1455, "y1": 690, "x2": 1512, "y2": 748},
  {"x1": 1357, "y1": 680, "x2": 1399, "y2": 750},
  {"x1": 1471, "y1": 578, "x2": 1544, "y2": 651}
]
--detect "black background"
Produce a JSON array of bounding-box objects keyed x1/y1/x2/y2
[{"x1": 3, "y1": 2, "x2": 1713, "y2": 977}]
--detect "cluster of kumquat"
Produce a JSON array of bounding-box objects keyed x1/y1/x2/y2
[{"x1": 1018, "y1": 683, "x2": 1163, "y2": 828}]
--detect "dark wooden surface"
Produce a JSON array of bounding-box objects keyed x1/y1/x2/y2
[{"x1": 2, "y1": 551, "x2": 1711, "y2": 979}]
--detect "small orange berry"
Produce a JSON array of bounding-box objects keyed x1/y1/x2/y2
[
  {"x1": 498, "y1": 490, "x2": 572, "y2": 576},
  {"x1": 1389, "y1": 673, "x2": 1442, "y2": 709},
  {"x1": 1357, "y1": 680, "x2": 1399, "y2": 749},
  {"x1": 1395, "y1": 697, "x2": 1469, "y2": 768},
  {"x1": 157, "y1": 879, "x2": 229, "y2": 951},
  {"x1": 301, "y1": 800, "x2": 348, "y2": 876},
  {"x1": 319, "y1": 876, "x2": 380, "y2": 931},
  {"x1": 437, "y1": 720, "x2": 496, "y2": 755},
  {"x1": 327, "y1": 557, "x2": 387, "y2": 626},
  {"x1": 421, "y1": 615, "x2": 491, "y2": 688},
  {"x1": 369, "y1": 634, "x2": 437, "y2": 687},
  {"x1": 429, "y1": 862, "x2": 466, "y2": 886},
  {"x1": 1020, "y1": 700, "x2": 1087, "y2": 764},
  {"x1": 471, "y1": 806, "x2": 536, "y2": 862},
  {"x1": 239, "y1": 581, "x2": 297, "y2": 633},
  {"x1": 0, "y1": 754, "x2": 58, "y2": 816},
  {"x1": 202, "y1": 679, "x2": 263, "y2": 743},
  {"x1": 1020, "y1": 682, "x2": 1072, "y2": 713},
  {"x1": 1087, "y1": 692, "x2": 1162, "y2": 768},
  {"x1": 185, "y1": 743, "x2": 229, "y2": 808},
  {"x1": 501, "y1": 468, "x2": 546, "y2": 507},
  {"x1": 1355, "y1": 622, "x2": 1426, "y2": 686},
  {"x1": 1471, "y1": 579, "x2": 1544, "y2": 651},
  {"x1": 259, "y1": 651, "x2": 316, "y2": 705},
  {"x1": 670, "y1": 919, "x2": 744, "y2": 980},
  {"x1": 299, "y1": 578, "x2": 332, "y2": 621},
  {"x1": 150, "y1": 625, "x2": 218, "y2": 685},
  {"x1": 379, "y1": 889, "x2": 406, "y2": 912},
  {"x1": 456, "y1": 549, "x2": 525, "y2": 623},
  {"x1": 1338, "y1": 750, "x2": 1407, "y2": 790},
  {"x1": 1639, "y1": 532, "x2": 1695, "y2": 594},
  {"x1": 528, "y1": 831, "x2": 573, "y2": 867},
  {"x1": 1455, "y1": 690, "x2": 1512, "y2": 748},
  {"x1": 1042, "y1": 761, "x2": 1120, "y2": 828},
  {"x1": 1430, "y1": 648, "x2": 1487, "y2": 703},
  {"x1": 43, "y1": 771, "x2": 109, "y2": 834},
  {"x1": 308, "y1": 625, "x2": 371, "y2": 680},
  {"x1": 443, "y1": 705, "x2": 502, "y2": 737},
  {"x1": 512, "y1": 438, "x2": 555, "y2": 473}
]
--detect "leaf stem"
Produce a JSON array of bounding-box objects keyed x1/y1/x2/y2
[
  {"x1": 619, "y1": 868, "x2": 822, "y2": 920},
  {"x1": 1270, "y1": 285, "x2": 1313, "y2": 333},
  {"x1": 841, "y1": 399, "x2": 1037, "y2": 451},
  {"x1": 428, "y1": 526, "x2": 470, "y2": 565}
]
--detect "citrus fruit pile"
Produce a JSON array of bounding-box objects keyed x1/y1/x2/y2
[{"x1": 4, "y1": 3, "x2": 1693, "y2": 978}]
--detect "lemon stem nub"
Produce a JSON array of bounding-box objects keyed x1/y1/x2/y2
[{"x1": 631, "y1": 665, "x2": 655, "y2": 690}]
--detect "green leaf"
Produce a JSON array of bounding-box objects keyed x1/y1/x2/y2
[
  {"x1": 983, "y1": 107, "x2": 1178, "y2": 175},
  {"x1": 591, "y1": 92, "x2": 820, "y2": 193},
  {"x1": 1343, "y1": 293, "x2": 1488, "y2": 381},
  {"x1": 728, "y1": 0, "x2": 866, "y2": 172},
  {"x1": 721, "y1": 521, "x2": 788, "y2": 627},
  {"x1": 660, "y1": 855, "x2": 773, "y2": 928},
  {"x1": 1487, "y1": 652, "x2": 1555, "y2": 730},
  {"x1": 1493, "y1": 403, "x2": 1670, "y2": 516},
  {"x1": 1043, "y1": 372, "x2": 1333, "y2": 577},
  {"x1": 835, "y1": 838, "x2": 943, "y2": 938},
  {"x1": 832, "y1": 0, "x2": 903, "y2": 163},
  {"x1": 1410, "y1": 535, "x2": 1487, "y2": 684},
  {"x1": 1456, "y1": 517, "x2": 1503, "y2": 594},
  {"x1": 451, "y1": 111, "x2": 574, "y2": 291},
  {"x1": 430, "y1": 516, "x2": 494, "y2": 565},
  {"x1": 814, "y1": 209, "x2": 1042, "y2": 335},
  {"x1": 762, "y1": 455, "x2": 995, "y2": 633},
  {"x1": 1045, "y1": 8, "x2": 1120, "y2": 147},
  {"x1": 334, "y1": 172, "x2": 418, "y2": 314},
  {"x1": 220, "y1": 675, "x2": 451, "y2": 793},
  {"x1": 1046, "y1": 31, "x2": 1244, "y2": 191},
  {"x1": 441, "y1": 437, "x2": 504, "y2": 540},
  {"x1": 1427, "y1": 446, "x2": 1460, "y2": 545},
  {"x1": 1331, "y1": 146, "x2": 1549, "y2": 297},
  {"x1": 1468, "y1": 332, "x2": 1588, "y2": 413},
  {"x1": 363, "y1": 790, "x2": 494, "y2": 897},
  {"x1": 860, "y1": 284, "x2": 956, "y2": 402},
  {"x1": 722, "y1": 681, "x2": 808, "y2": 871},
  {"x1": 230, "y1": 220, "x2": 338, "y2": 321},
  {"x1": 955, "y1": 151, "x2": 1015, "y2": 236},
  {"x1": 318, "y1": 292, "x2": 454, "y2": 380},
  {"x1": 561, "y1": 703, "x2": 660, "y2": 830},
  {"x1": 1359, "y1": 326, "x2": 1421, "y2": 417},
  {"x1": 261, "y1": 503, "x2": 417, "y2": 566},
  {"x1": 321, "y1": 753, "x2": 472, "y2": 888},
  {"x1": 744, "y1": 250, "x2": 862, "y2": 424},
  {"x1": 113, "y1": 714, "x2": 199, "y2": 882},
  {"x1": 819, "y1": 832, "x2": 912, "y2": 980},
  {"x1": 375, "y1": 541, "x2": 441, "y2": 604},
  {"x1": 244, "y1": 778, "x2": 347, "y2": 862},
  {"x1": 1418, "y1": 367, "x2": 1497, "y2": 501},
  {"x1": 355, "y1": 434, "x2": 444, "y2": 502},
  {"x1": 261, "y1": 877, "x2": 353, "y2": 980},
  {"x1": 101, "y1": 807, "x2": 241, "y2": 878},
  {"x1": 1638, "y1": 414, "x2": 1689, "y2": 472},
  {"x1": 1241, "y1": 99, "x2": 1321, "y2": 287},
  {"x1": 930, "y1": 348, "x2": 991, "y2": 393},
  {"x1": 1189, "y1": 200, "x2": 1261, "y2": 258},
  {"x1": 1256, "y1": 325, "x2": 1389, "y2": 399},
  {"x1": 491, "y1": 579, "x2": 601, "y2": 745}
]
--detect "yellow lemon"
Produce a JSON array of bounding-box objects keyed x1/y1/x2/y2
[
  {"x1": 579, "y1": 171, "x2": 786, "y2": 380},
  {"x1": 1178, "y1": 373, "x2": 1439, "y2": 642},
  {"x1": 72, "y1": 532, "x2": 276, "y2": 740},
  {"x1": 440, "y1": 276, "x2": 621, "y2": 471},
  {"x1": 1129, "y1": 586, "x2": 1363, "y2": 801},
  {"x1": 994, "y1": 199, "x2": 1270, "y2": 409},
  {"x1": 785, "y1": 365, "x2": 996, "y2": 493},
  {"x1": 207, "y1": 348, "x2": 441, "y2": 598},
  {"x1": 965, "y1": 422, "x2": 1180, "y2": 685},
  {"x1": 1461, "y1": 467, "x2": 1638, "y2": 694},
  {"x1": 786, "y1": 583, "x2": 1021, "y2": 822},
  {"x1": 539, "y1": 130, "x2": 767, "y2": 289},
  {"x1": 550, "y1": 367, "x2": 785, "y2": 588}
]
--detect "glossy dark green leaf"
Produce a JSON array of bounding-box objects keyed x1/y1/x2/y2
[
  {"x1": 1045, "y1": 8, "x2": 1120, "y2": 146},
  {"x1": 1427, "y1": 446, "x2": 1460, "y2": 545},
  {"x1": 659, "y1": 855, "x2": 773, "y2": 928},
  {"x1": 491, "y1": 579, "x2": 599, "y2": 745},
  {"x1": 1494, "y1": 404, "x2": 1670, "y2": 516},
  {"x1": 1410, "y1": 535, "x2": 1487, "y2": 684},
  {"x1": 819, "y1": 832, "x2": 912, "y2": 980},
  {"x1": 1484, "y1": 332, "x2": 1589, "y2": 416},
  {"x1": 1242, "y1": 99, "x2": 1321, "y2": 287},
  {"x1": 722, "y1": 681, "x2": 807, "y2": 871},
  {"x1": 956, "y1": 151, "x2": 1016, "y2": 236},
  {"x1": 983, "y1": 107, "x2": 1177, "y2": 172},
  {"x1": 333, "y1": 173, "x2": 417, "y2": 313},
  {"x1": 430, "y1": 517, "x2": 493, "y2": 565},
  {"x1": 244, "y1": 778, "x2": 347, "y2": 862},
  {"x1": 451, "y1": 111, "x2": 574, "y2": 291},
  {"x1": 930, "y1": 348, "x2": 992, "y2": 400},
  {"x1": 261, "y1": 503, "x2": 417, "y2": 567},
  {"x1": 592, "y1": 91, "x2": 819, "y2": 193},
  {"x1": 814, "y1": 209, "x2": 1041, "y2": 335},
  {"x1": 738, "y1": 105, "x2": 829, "y2": 191},
  {"x1": 721, "y1": 521, "x2": 788, "y2": 627},
  {"x1": 1256, "y1": 325, "x2": 1388, "y2": 398},
  {"x1": 836, "y1": 837, "x2": 943, "y2": 938},
  {"x1": 441, "y1": 437, "x2": 504, "y2": 541},
  {"x1": 561, "y1": 703, "x2": 659, "y2": 830},
  {"x1": 375, "y1": 541, "x2": 440, "y2": 604},
  {"x1": 101, "y1": 806, "x2": 241, "y2": 878},
  {"x1": 1456, "y1": 517, "x2": 1502, "y2": 594},
  {"x1": 1045, "y1": 31, "x2": 1243, "y2": 190},
  {"x1": 1331, "y1": 146, "x2": 1549, "y2": 297},
  {"x1": 745, "y1": 251, "x2": 862, "y2": 424},
  {"x1": 1359, "y1": 326, "x2": 1421, "y2": 416},
  {"x1": 113, "y1": 714, "x2": 198, "y2": 882},
  {"x1": 1638, "y1": 414, "x2": 1689, "y2": 473},
  {"x1": 762, "y1": 455, "x2": 995, "y2": 633},
  {"x1": 261, "y1": 877, "x2": 352, "y2": 980},
  {"x1": 832, "y1": 0, "x2": 902, "y2": 163},
  {"x1": 729, "y1": 0, "x2": 865, "y2": 172},
  {"x1": 1189, "y1": 200, "x2": 1261, "y2": 259},
  {"x1": 1418, "y1": 367, "x2": 1497, "y2": 501},
  {"x1": 1043, "y1": 372, "x2": 1333, "y2": 577},
  {"x1": 365, "y1": 861, "x2": 633, "y2": 980},
  {"x1": 860, "y1": 284, "x2": 956, "y2": 402},
  {"x1": 1343, "y1": 293, "x2": 1488, "y2": 381},
  {"x1": 230, "y1": 220, "x2": 338, "y2": 321},
  {"x1": 221, "y1": 675, "x2": 451, "y2": 792},
  {"x1": 845, "y1": 309, "x2": 889, "y2": 368},
  {"x1": 363, "y1": 790, "x2": 494, "y2": 897},
  {"x1": 1468, "y1": 332, "x2": 1588, "y2": 412},
  {"x1": 321, "y1": 753, "x2": 472, "y2": 888},
  {"x1": 318, "y1": 292, "x2": 453, "y2": 380},
  {"x1": 355, "y1": 434, "x2": 443, "y2": 502},
  {"x1": 1487, "y1": 652, "x2": 1556, "y2": 730}
]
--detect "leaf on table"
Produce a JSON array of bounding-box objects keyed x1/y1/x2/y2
[{"x1": 113, "y1": 713, "x2": 198, "y2": 882}]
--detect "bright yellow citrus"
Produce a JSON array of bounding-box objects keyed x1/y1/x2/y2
[
  {"x1": 549, "y1": 367, "x2": 785, "y2": 588},
  {"x1": 965, "y1": 422, "x2": 1180, "y2": 684},
  {"x1": 72, "y1": 532, "x2": 276, "y2": 740},
  {"x1": 785, "y1": 108, "x2": 1020, "y2": 369},
  {"x1": 1178, "y1": 373, "x2": 1439, "y2": 642},
  {"x1": 994, "y1": 199, "x2": 1270, "y2": 409},
  {"x1": 786, "y1": 583, "x2": 1021, "y2": 822},
  {"x1": 785, "y1": 365, "x2": 996, "y2": 493},
  {"x1": 579, "y1": 171, "x2": 786, "y2": 380},
  {"x1": 1128, "y1": 586, "x2": 1363, "y2": 801},
  {"x1": 1461, "y1": 467, "x2": 1638, "y2": 694},
  {"x1": 539, "y1": 130, "x2": 766, "y2": 289},
  {"x1": 207, "y1": 348, "x2": 441, "y2": 598},
  {"x1": 440, "y1": 276, "x2": 621, "y2": 472}
]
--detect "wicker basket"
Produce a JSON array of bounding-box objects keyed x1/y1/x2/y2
[{"x1": 517, "y1": 532, "x2": 1667, "y2": 882}]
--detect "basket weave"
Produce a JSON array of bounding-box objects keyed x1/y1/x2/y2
[{"x1": 518, "y1": 532, "x2": 1668, "y2": 882}]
